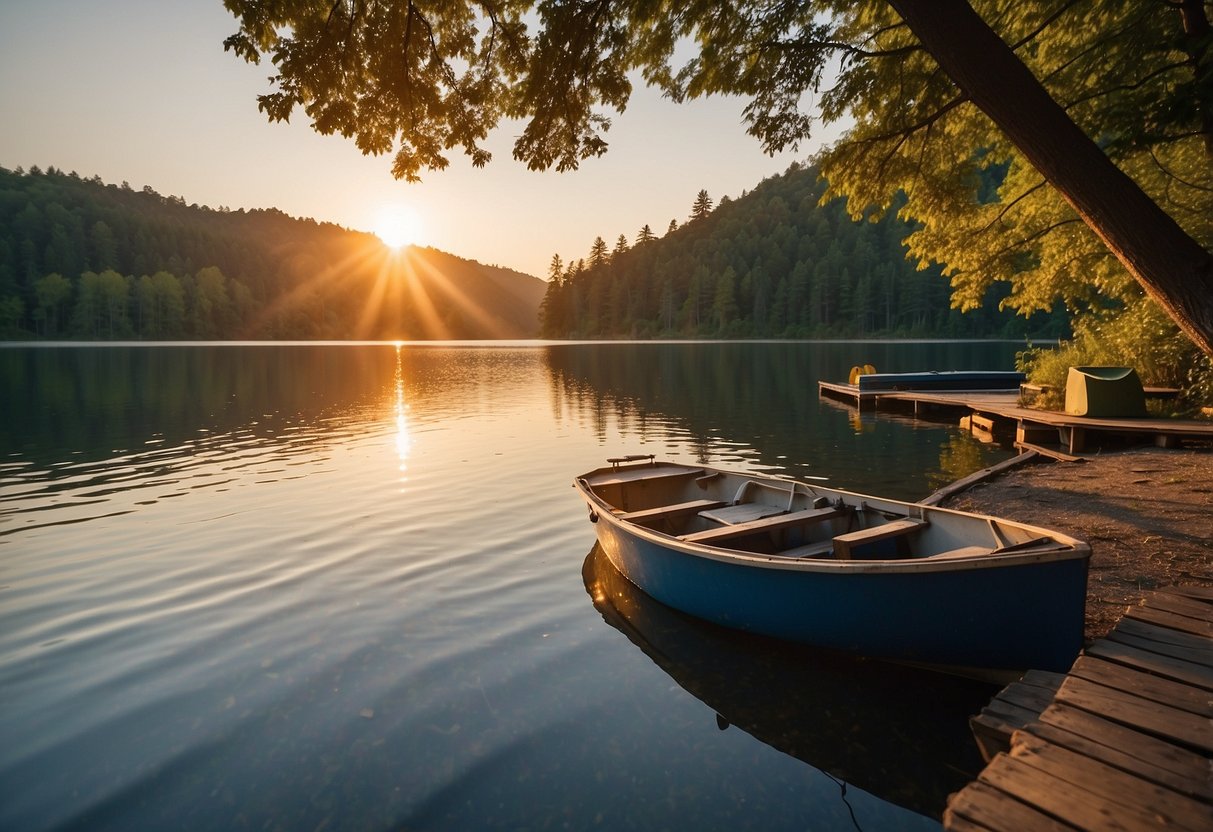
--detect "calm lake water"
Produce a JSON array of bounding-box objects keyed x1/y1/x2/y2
[{"x1": 1, "y1": 341, "x2": 1024, "y2": 831}]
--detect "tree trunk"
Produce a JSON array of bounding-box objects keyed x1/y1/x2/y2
[{"x1": 886, "y1": 0, "x2": 1213, "y2": 358}]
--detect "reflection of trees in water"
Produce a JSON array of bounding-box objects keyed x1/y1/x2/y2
[
  {"x1": 929, "y1": 433, "x2": 993, "y2": 494},
  {"x1": 2, "y1": 347, "x2": 397, "y2": 464},
  {"x1": 543, "y1": 342, "x2": 1014, "y2": 489},
  {"x1": 2, "y1": 346, "x2": 547, "y2": 468}
]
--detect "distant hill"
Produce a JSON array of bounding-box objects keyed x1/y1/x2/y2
[
  {"x1": 0, "y1": 166, "x2": 545, "y2": 340},
  {"x1": 540, "y1": 162, "x2": 1069, "y2": 340}
]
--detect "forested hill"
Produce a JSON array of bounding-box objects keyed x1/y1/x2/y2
[
  {"x1": 540, "y1": 163, "x2": 1069, "y2": 340},
  {"x1": 0, "y1": 166, "x2": 546, "y2": 340}
]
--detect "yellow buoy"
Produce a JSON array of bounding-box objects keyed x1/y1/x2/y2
[{"x1": 849, "y1": 364, "x2": 877, "y2": 385}]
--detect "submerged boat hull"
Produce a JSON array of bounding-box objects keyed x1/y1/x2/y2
[{"x1": 576, "y1": 460, "x2": 1089, "y2": 673}]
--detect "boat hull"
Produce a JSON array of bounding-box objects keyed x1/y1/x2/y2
[
  {"x1": 577, "y1": 461, "x2": 1089, "y2": 673},
  {"x1": 591, "y1": 518, "x2": 1084, "y2": 672},
  {"x1": 857, "y1": 370, "x2": 1024, "y2": 392}
]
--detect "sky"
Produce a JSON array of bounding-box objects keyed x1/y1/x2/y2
[{"x1": 0, "y1": 0, "x2": 842, "y2": 279}]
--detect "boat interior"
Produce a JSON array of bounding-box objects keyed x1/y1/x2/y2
[{"x1": 582, "y1": 459, "x2": 1065, "y2": 562}]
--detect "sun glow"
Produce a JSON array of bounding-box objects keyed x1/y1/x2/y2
[{"x1": 373, "y1": 205, "x2": 423, "y2": 249}]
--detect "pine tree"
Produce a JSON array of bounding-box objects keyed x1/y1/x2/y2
[
  {"x1": 690, "y1": 190, "x2": 713, "y2": 220},
  {"x1": 588, "y1": 237, "x2": 609, "y2": 269}
]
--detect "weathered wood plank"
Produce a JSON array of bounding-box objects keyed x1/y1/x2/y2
[
  {"x1": 1054, "y1": 674, "x2": 1213, "y2": 753},
  {"x1": 832, "y1": 517, "x2": 927, "y2": 559},
  {"x1": 1124, "y1": 604, "x2": 1213, "y2": 638},
  {"x1": 1143, "y1": 590, "x2": 1213, "y2": 621},
  {"x1": 589, "y1": 466, "x2": 701, "y2": 486},
  {"x1": 1013, "y1": 440, "x2": 1085, "y2": 463},
  {"x1": 1019, "y1": 718, "x2": 1212, "y2": 803},
  {"x1": 1086, "y1": 639, "x2": 1213, "y2": 691},
  {"x1": 918, "y1": 450, "x2": 1039, "y2": 506},
  {"x1": 1107, "y1": 628, "x2": 1213, "y2": 668},
  {"x1": 1037, "y1": 703, "x2": 1212, "y2": 788},
  {"x1": 1020, "y1": 669, "x2": 1068, "y2": 690},
  {"x1": 972, "y1": 702, "x2": 1039, "y2": 762},
  {"x1": 1111, "y1": 615, "x2": 1213, "y2": 658},
  {"x1": 945, "y1": 779, "x2": 1076, "y2": 832},
  {"x1": 1068, "y1": 655, "x2": 1212, "y2": 717},
  {"x1": 1008, "y1": 734, "x2": 1213, "y2": 832},
  {"x1": 1160, "y1": 585, "x2": 1213, "y2": 603},
  {"x1": 679, "y1": 506, "x2": 845, "y2": 544},
  {"x1": 970, "y1": 676, "x2": 1067, "y2": 764},
  {"x1": 697, "y1": 502, "x2": 785, "y2": 525},
  {"x1": 997, "y1": 678, "x2": 1063, "y2": 714},
  {"x1": 619, "y1": 499, "x2": 728, "y2": 523},
  {"x1": 977, "y1": 753, "x2": 1174, "y2": 831}
]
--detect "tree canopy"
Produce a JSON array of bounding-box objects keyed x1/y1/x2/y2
[{"x1": 223, "y1": 0, "x2": 1213, "y2": 359}]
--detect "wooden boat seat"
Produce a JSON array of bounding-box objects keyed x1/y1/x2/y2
[
  {"x1": 620, "y1": 499, "x2": 728, "y2": 524},
  {"x1": 832, "y1": 517, "x2": 927, "y2": 560},
  {"x1": 698, "y1": 503, "x2": 785, "y2": 525},
  {"x1": 927, "y1": 545, "x2": 994, "y2": 560},
  {"x1": 588, "y1": 466, "x2": 703, "y2": 487},
  {"x1": 777, "y1": 539, "x2": 836, "y2": 559},
  {"x1": 679, "y1": 506, "x2": 845, "y2": 545}
]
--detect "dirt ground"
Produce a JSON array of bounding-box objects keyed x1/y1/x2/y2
[{"x1": 940, "y1": 445, "x2": 1213, "y2": 642}]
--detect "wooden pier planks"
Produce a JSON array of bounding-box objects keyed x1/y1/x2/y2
[
  {"x1": 816, "y1": 379, "x2": 1213, "y2": 451},
  {"x1": 945, "y1": 587, "x2": 1213, "y2": 831}
]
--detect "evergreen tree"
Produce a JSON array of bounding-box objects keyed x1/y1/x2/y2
[
  {"x1": 690, "y1": 190, "x2": 713, "y2": 220},
  {"x1": 712, "y1": 267, "x2": 738, "y2": 332},
  {"x1": 33, "y1": 272, "x2": 72, "y2": 336},
  {"x1": 588, "y1": 237, "x2": 609, "y2": 270}
]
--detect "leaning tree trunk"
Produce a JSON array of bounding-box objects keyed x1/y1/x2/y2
[{"x1": 886, "y1": 0, "x2": 1213, "y2": 358}]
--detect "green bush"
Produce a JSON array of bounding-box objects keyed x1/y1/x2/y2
[{"x1": 1018, "y1": 297, "x2": 1213, "y2": 416}]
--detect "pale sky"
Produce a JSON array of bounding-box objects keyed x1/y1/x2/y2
[{"x1": 0, "y1": 0, "x2": 840, "y2": 278}]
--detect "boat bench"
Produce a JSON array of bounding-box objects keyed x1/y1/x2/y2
[
  {"x1": 779, "y1": 520, "x2": 945, "y2": 560},
  {"x1": 620, "y1": 499, "x2": 728, "y2": 524},
  {"x1": 832, "y1": 517, "x2": 927, "y2": 560},
  {"x1": 679, "y1": 506, "x2": 845, "y2": 545},
  {"x1": 589, "y1": 467, "x2": 703, "y2": 487},
  {"x1": 698, "y1": 503, "x2": 786, "y2": 525}
]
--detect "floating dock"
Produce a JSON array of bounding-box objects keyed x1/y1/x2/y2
[
  {"x1": 817, "y1": 381, "x2": 1213, "y2": 453},
  {"x1": 945, "y1": 586, "x2": 1212, "y2": 831}
]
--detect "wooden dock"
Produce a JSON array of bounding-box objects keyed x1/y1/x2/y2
[
  {"x1": 944, "y1": 586, "x2": 1213, "y2": 831},
  {"x1": 817, "y1": 381, "x2": 1213, "y2": 453}
]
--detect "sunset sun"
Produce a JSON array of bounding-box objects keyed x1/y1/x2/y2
[{"x1": 373, "y1": 205, "x2": 423, "y2": 250}]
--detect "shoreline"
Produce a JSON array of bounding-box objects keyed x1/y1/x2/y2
[{"x1": 939, "y1": 445, "x2": 1213, "y2": 641}]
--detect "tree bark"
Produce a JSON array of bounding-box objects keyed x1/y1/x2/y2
[{"x1": 886, "y1": 0, "x2": 1213, "y2": 358}]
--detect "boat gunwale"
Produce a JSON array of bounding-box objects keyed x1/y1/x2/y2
[{"x1": 574, "y1": 465, "x2": 1090, "y2": 575}]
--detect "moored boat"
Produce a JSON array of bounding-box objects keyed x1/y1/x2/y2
[
  {"x1": 856, "y1": 370, "x2": 1024, "y2": 392},
  {"x1": 575, "y1": 456, "x2": 1090, "y2": 673}
]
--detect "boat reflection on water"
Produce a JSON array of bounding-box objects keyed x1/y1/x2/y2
[{"x1": 582, "y1": 543, "x2": 994, "y2": 820}]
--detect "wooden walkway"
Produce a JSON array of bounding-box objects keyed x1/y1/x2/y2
[
  {"x1": 944, "y1": 586, "x2": 1213, "y2": 831},
  {"x1": 817, "y1": 381, "x2": 1213, "y2": 452}
]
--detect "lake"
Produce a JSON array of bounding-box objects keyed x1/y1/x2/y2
[{"x1": 1, "y1": 341, "x2": 1024, "y2": 831}]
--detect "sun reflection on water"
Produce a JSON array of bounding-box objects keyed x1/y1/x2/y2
[{"x1": 393, "y1": 345, "x2": 412, "y2": 484}]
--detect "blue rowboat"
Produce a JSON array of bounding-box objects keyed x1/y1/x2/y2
[
  {"x1": 575, "y1": 456, "x2": 1090, "y2": 673},
  {"x1": 856, "y1": 370, "x2": 1024, "y2": 392}
]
